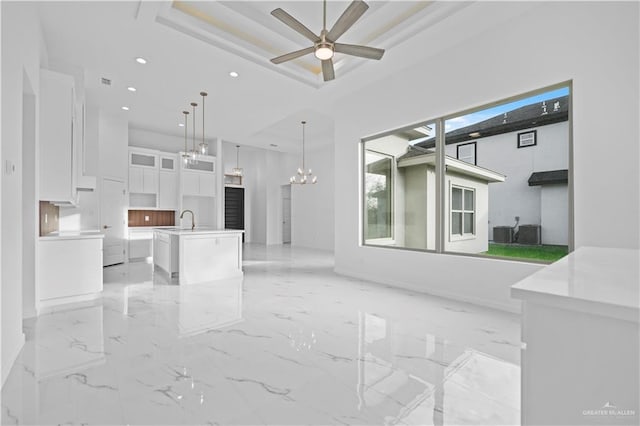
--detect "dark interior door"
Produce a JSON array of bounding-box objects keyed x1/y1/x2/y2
[{"x1": 225, "y1": 187, "x2": 245, "y2": 242}]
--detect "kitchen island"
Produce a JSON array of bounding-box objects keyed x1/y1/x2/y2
[
  {"x1": 511, "y1": 247, "x2": 639, "y2": 425},
  {"x1": 153, "y1": 228, "x2": 243, "y2": 285}
]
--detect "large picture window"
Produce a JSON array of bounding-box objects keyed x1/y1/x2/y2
[{"x1": 361, "y1": 83, "x2": 571, "y2": 263}]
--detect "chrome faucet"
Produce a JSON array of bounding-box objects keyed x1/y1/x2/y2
[{"x1": 180, "y1": 209, "x2": 195, "y2": 230}]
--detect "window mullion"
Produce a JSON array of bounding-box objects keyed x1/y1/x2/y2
[{"x1": 435, "y1": 118, "x2": 446, "y2": 253}]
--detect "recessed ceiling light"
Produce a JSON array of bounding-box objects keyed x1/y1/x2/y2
[
  {"x1": 178, "y1": 123, "x2": 184, "y2": 127},
  {"x1": 121, "y1": 106, "x2": 130, "y2": 111},
  {"x1": 135, "y1": 57, "x2": 147, "y2": 64},
  {"x1": 229, "y1": 71, "x2": 239, "y2": 78},
  {"x1": 127, "y1": 86, "x2": 137, "y2": 92}
]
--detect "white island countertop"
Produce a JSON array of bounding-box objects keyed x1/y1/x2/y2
[
  {"x1": 511, "y1": 246, "x2": 639, "y2": 322},
  {"x1": 154, "y1": 227, "x2": 243, "y2": 236}
]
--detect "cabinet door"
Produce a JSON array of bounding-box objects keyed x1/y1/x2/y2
[
  {"x1": 160, "y1": 155, "x2": 177, "y2": 171},
  {"x1": 129, "y1": 151, "x2": 157, "y2": 168},
  {"x1": 39, "y1": 70, "x2": 76, "y2": 203},
  {"x1": 158, "y1": 171, "x2": 177, "y2": 209},
  {"x1": 129, "y1": 167, "x2": 144, "y2": 193},
  {"x1": 199, "y1": 173, "x2": 216, "y2": 197},
  {"x1": 143, "y1": 168, "x2": 158, "y2": 194},
  {"x1": 39, "y1": 238, "x2": 103, "y2": 301},
  {"x1": 181, "y1": 172, "x2": 200, "y2": 196}
]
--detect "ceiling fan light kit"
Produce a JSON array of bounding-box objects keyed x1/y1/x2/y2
[{"x1": 270, "y1": 0, "x2": 385, "y2": 82}]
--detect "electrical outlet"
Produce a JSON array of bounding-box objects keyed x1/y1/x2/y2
[{"x1": 144, "y1": 215, "x2": 150, "y2": 222}]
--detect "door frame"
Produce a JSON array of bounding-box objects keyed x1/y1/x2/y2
[{"x1": 101, "y1": 176, "x2": 126, "y2": 266}]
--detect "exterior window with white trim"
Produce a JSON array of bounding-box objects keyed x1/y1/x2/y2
[
  {"x1": 451, "y1": 186, "x2": 475, "y2": 237},
  {"x1": 456, "y1": 142, "x2": 476, "y2": 165}
]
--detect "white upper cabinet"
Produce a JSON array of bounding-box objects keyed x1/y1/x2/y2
[
  {"x1": 129, "y1": 150, "x2": 157, "y2": 169},
  {"x1": 179, "y1": 154, "x2": 216, "y2": 198},
  {"x1": 39, "y1": 69, "x2": 77, "y2": 205},
  {"x1": 160, "y1": 154, "x2": 177, "y2": 172},
  {"x1": 128, "y1": 148, "x2": 158, "y2": 195},
  {"x1": 75, "y1": 101, "x2": 96, "y2": 190},
  {"x1": 129, "y1": 167, "x2": 158, "y2": 194},
  {"x1": 158, "y1": 153, "x2": 178, "y2": 209}
]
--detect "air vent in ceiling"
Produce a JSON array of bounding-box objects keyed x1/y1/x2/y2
[{"x1": 101, "y1": 77, "x2": 112, "y2": 86}]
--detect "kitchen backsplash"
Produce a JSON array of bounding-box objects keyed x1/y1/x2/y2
[
  {"x1": 39, "y1": 201, "x2": 59, "y2": 236},
  {"x1": 128, "y1": 210, "x2": 175, "y2": 227}
]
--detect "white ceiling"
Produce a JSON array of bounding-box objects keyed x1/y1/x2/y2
[{"x1": 36, "y1": 1, "x2": 472, "y2": 153}]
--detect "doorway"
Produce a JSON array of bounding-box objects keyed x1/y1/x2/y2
[
  {"x1": 102, "y1": 177, "x2": 126, "y2": 266},
  {"x1": 224, "y1": 186, "x2": 245, "y2": 242},
  {"x1": 282, "y1": 185, "x2": 291, "y2": 244}
]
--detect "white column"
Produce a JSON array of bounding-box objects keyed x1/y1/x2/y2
[{"x1": 216, "y1": 137, "x2": 224, "y2": 229}]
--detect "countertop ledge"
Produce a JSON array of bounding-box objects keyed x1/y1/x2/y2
[
  {"x1": 40, "y1": 230, "x2": 105, "y2": 240},
  {"x1": 153, "y1": 227, "x2": 244, "y2": 235},
  {"x1": 511, "y1": 246, "x2": 639, "y2": 323}
]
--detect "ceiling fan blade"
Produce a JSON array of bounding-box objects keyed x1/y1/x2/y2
[
  {"x1": 334, "y1": 43, "x2": 385, "y2": 60},
  {"x1": 271, "y1": 8, "x2": 319, "y2": 43},
  {"x1": 326, "y1": 0, "x2": 369, "y2": 42},
  {"x1": 271, "y1": 46, "x2": 315, "y2": 64},
  {"x1": 321, "y1": 59, "x2": 335, "y2": 81}
]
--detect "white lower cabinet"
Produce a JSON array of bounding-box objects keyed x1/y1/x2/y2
[
  {"x1": 128, "y1": 228, "x2": 154, "y2": 260},
  {"x1": 38, "y1": 237, "x2": 103, "y2": 307}
]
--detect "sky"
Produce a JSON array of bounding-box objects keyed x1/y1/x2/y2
[{"x1": 444, "y1": 86, "x2": 570, "y2": 132}]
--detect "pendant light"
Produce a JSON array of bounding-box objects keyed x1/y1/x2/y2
[
  {"x1": 233, "y1": 145, "x2": 243, "y2": 176},
  {"x1": 199, "y1": 91, "x2": 208, "y2": 155},
  {"x1": 290, "y1": 120, "x2": 317, "y2": 185},
  {"x1": 190, "y1": 102, "x2": 198, "y2": 162},
  {"x1": 181, "y1": 110, "x2": 190, "y2": 164}
]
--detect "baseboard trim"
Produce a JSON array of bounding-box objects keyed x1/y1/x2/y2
[{"x1": 334, "y1": 266, "x2": 521, "y2": 314}]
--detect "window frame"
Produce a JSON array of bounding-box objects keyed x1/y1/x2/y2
[
  {"x1": 363, "y1": 149, "x2": 395, "y2": 244},
  {"x1": 359, "y1": 81, "x2": 574, "y2": 263},
  {"x1": 517, "y1": 130, "x2": 537, "y2": 148},
  {"x1": 456, "y1": 141, "x2": 477, "y2": 165},
  {"x1": 449, "y1": 184, "x2": 476, "y2": 241}
]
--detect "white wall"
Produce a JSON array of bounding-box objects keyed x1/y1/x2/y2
[
  {"x1": 129, "y1": 127, "x2": 217, "y2": 156},
  {"x1": 291, "y1": 144, "x2": 334, "y2": 251},
  {"x1": 541, "y1": 185, "x2": 568, "y2": 245},
  {"x1": 332, "y1": 1, "x2": 639, "y2": 312},
  {"x1": 1, "y1": 1, "x2": 45, "y2": 385}
]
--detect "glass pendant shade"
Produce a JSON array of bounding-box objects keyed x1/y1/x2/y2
[
  {"x1": 199, "y1": 92, "x2": 208, "y2": 155},
  {"x1": 182, "y1": 110, "x2": 190, "y2": 164},
  {"x1": 233, "y1": 145, "x2": 243, "y2": 176}
]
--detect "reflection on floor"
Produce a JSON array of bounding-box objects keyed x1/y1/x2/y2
[{"x1": 1, "y1": 244, "x2": 521, "y2": 425}]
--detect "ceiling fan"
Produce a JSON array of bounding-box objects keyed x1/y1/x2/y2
[{"x1": 270, "y1": 0, "x2": 385, "y2": 82}]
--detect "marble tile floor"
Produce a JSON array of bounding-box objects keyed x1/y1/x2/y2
[{"x1": 1, "y1": 244, "x2": 521, "y2": 425}]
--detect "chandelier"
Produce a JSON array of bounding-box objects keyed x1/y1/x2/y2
[{"x1": 290, "y1": 120, "x2": 317, "y2": 185}]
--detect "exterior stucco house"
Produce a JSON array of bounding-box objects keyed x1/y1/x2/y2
[{"x1": 417, "y1": 95, "x2": 570, "y2": 246}]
